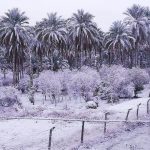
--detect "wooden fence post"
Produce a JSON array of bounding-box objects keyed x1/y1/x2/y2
[
  {"x1": 136, "y1": 103, "x2": 141, "y2": 120},
  {"x1": 125, "y1": 108, "x2": 132, "y2": 121},
  {"x1": 104, "y1": 112, "x2": 110, "y2": 134},
  {"x1": 48, "y1": 127, "x2": 55, "y2": 150},
  {"x1": 147, "y1": 99, "x2": 150, "y2": 114},
  {"x1": 81, "y1": 121, "x2": 85, "y2": 144}
]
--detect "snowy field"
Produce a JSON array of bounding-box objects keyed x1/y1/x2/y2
[
  {"x1": 0, "y1": 88, "x2": 150, "y2": 150},
  {"x1": 0, "y1": 119, "x2": 149, "y2": 150}
]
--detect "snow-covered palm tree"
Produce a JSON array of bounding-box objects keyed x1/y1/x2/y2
[
  {"x1": 95, "y1": 28, "x2": 104, "y2": 67},
  {"x1": 144, "y1": 7, "x2": 150, "y2": 45},
  {"x1": 104, "y1": 21, "x2": 135, "y2": 66},
  {"x1": 124, "y1": 4, "x2": 148, "y2": 66},
  {"x1": 36, "y1": 13, "x2": 67, "y2": 55},
  {"x1": 35, "y1": 13, "x2": 67, "y2": 70},
  {"x1": 0, "y1": 8, "x2": 30, "y2": 84},
  {"x1": 68, "y1": 9, "x2": 99, "y2": 68}
]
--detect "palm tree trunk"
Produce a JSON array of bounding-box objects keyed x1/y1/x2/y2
[
  {"x1": 75, "y1": 49, "x2": 78, "y2": 69},
  {"x1": 29, "y1": 49, "x2": 35, "y2": 105},
  {"x1": 135, "y1": 41, "x2": 139, "y2": 67},
  {"x1": 79, "y1": 34, "x2": 82, "y2": 68},
  {"x1": 99, "y1": 48, "x2": 102, "y2": 67},
  {"x1": 12, "y1": 52, "x2": 16, "y2": 86},
  {"x1": 108, "y1": 50, "x2": 111, "y2": 66},
  {"x1": 129, "y1": 50, "x2": 133, "y2": 69}
]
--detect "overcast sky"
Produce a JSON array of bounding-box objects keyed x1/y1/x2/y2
[{"x1": 0, "y1": 0, "x2": 150, "y2": 31}]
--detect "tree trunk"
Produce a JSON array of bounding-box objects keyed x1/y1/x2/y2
[
  {"x1": 129, "y1": 51, "x2": 133, "y2": 69},
  {"x1": 29, "y1": 49, "x2": 35, "y2": 105},
  {"x1": 108, "y1": 50, "x2": 111, "y2": 66},
  {"x1": 99, "y1": 48, "x2": 102, "y2": 67},
  {"x1": 12, "y1": 53, "x2": 16, "y2": 86}
]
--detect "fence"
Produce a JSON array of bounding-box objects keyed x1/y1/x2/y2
[{"x1": 0, "y1": 99, "x2": 150, "y2": 150}]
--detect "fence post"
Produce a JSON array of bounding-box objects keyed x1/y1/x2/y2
[
  {"x1": 48, "y1": 127, "x2": 55, "y2": 150},
  {"x1": 136, "y1": 103, "x2": 141, "y2": 120},
  {"x1": 81, "y1": 121, "x2": 85, "y2": 144},
  {"x1": 147, "y1": 99, "x2": 150, "y2": 114},
  {"x1": 125, "y1": 108, "x2": 132, "y2": 121},
  {"x1": 104, "y1": 112, "x2": 110, "y2": 134}
]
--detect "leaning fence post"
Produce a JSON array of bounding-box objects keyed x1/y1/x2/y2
[
  {"x1": 104, "y1": 112, "x2": 110, "y2": 134},
  {"x1": 136, "y1": 103, "x2": 141, "y2": 120},
  {"x1": 48, "y1": 127, "x2": 55, "y2": 150},
  {"x1": 125, "y1": 108, "x2": 132, "y2": 121},
  {"x1": 81, "y1": 121, "x2": 85, "y2": 144},
  {"x1": 147, "y1": 99, "x2": 150, "y2": 114}
]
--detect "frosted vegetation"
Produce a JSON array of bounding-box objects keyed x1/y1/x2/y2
[
  {"x1": 0, "y1": 65, "x2": 149, "y2": 112},
  {"x1": 0, "y1": 4, "x2": 150, "y2": 115},
  {"x1": 0, "y1": 3, "x2": 150, "y2": 150}
]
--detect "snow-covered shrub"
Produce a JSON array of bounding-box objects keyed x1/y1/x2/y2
[
  {"x1": 17, "y1": 75, "x2": 30, "y2": 93},
  {"x1": 99, "y1": 65, "x2": 150, "y2": 101},
  {"x1": 129, "y1": 68, "x2": 149, "y2": 97},
  {"x1": 31, "y1": 66, "x2": 150, "y2": 105},
  {"x1": 117, "y1": 83, "x2": 134, "y2": 98},
  {"x1": 1, "y1": 77, "x2": 13, "y2": 86},
  {"x1": 68, "y1": 68, "x2": 101, "y2": 98},
  {"x1": 99, "y1": 65, "x2": 134, "y2": 102},
  {"x1": 0, "y1": 86, "x2": 19, "y2": 99},
  {"x1": 35, "y1": 71, "x2": 62, "y2": 100},
  {"x1": 0, "y1": 71, "x2": 13, "y2": 86},
  {"x1": 56, "y1": 69, "x2": 72, "y2": 96},
  {"x1": 86, "y1": 101, "x2": 98, "y2": 109},
  {"x1": 0, "y1": 86, "x2": 21, "y2": 108}
]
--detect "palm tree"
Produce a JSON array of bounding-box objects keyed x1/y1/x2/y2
[
  {"x1": 124, "y1": 4, "x2": 148, "y2": 67},
  {"x1": 32, "y1": 38, "x2": 46, "y2": 71},
  {"x1": 35, "y1": 13, "x2": 67, "y2": 70},
  {"x1": 95, "y1": 28, "x2": 104, "y2": 68},
  {"x1": 0, "y1": 8, "x2": 30, "y2": 84},
  {"x1": 68, "y1": 9, "x2": 99, "y2": 68},
  {"x1": 104, "y1": 21, "x2": 135, "y2": 66}
]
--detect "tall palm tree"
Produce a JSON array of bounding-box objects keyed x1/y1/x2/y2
[
  {"x1": 68, "y1": 9, "x2": 99, "y2": 68},
  {"x1": 124, "y1": 4, "x2": 148, "y2": 67},
  {"x1": 32, "y1": 38, "x2": 45, "y2": 71},
  {"x1": 0, "y1": 8, "x2": 30, "y2": 84},
  {"x1": 95, "y1": 28, "x2": 104, "y2": 68},
  {"x1": 142, "y1": 7, "x2": 150, "y2": 67},
  {"x1": 104, "y1": 21, "x2": 135, "y2": 66},
  {"x1": 35, "y1": 13, "x2": 67, "y2": 70}
]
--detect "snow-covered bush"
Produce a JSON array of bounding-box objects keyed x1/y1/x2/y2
[
  {"x1": 0, "y1": 71, "x2": 13, "y2": 86},
  {"x1": 86, "y1": 101, "x2": 98, "y2": 109},
  {"x1": 0, "y1": 86, "x2": 19, "y2": 99},
  {"x1": 99, "y1": 65, "x2": 150, "y2": 101},
  {"x1": 17, "y1": 75, "x2": 30, "y2": 93},
  {"x1": 129, "y1": 68, "x2": 149, "y2": 97},
  {"x1": 33, "y1": 66, "x2": 150, "y2": 104},
  {"x1": 1, "y1": 77, "x2": 13, "y2": 86},
  {"x1": 35, "y1": 71, "x2": 62, "y2": 99},
  {"x1": 68, "y1": 68, "x2": 101, "y2": 98},
  {"x1": 0, "y1": 86, "x2": 23, "y2": 117},
  {"x1": 57, "y1": 70, "x2": 72, "y2": 96},
  {"x1": 99, "y1": 65, "x2": 134, "y2": 102},
  {"x1": 0, "y1": 86, "x2": 21, "y2": 107}
]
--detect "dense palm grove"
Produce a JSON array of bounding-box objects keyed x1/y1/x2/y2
[
  {"x1": 0, "y1": 4, "x2": 150, "y2": 105},
  {"x1": 0, "y1": 5, "x2": 150, "y2": 80}
]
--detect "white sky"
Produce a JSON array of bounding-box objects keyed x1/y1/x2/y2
[{"x1": 0, "y1": 0, "x2": 150, "y2": 31}]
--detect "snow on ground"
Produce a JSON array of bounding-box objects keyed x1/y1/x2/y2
[
  {"x1": 78, "y1": 123, "x2": 150, "y2": 150},
  {"x1": 0, "y1": 86, "x2": 150, "y2": 150}
]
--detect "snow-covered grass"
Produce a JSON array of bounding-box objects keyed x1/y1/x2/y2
[{"x1": 0, "y1": 85, "x2": 150, "y2": 150}]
